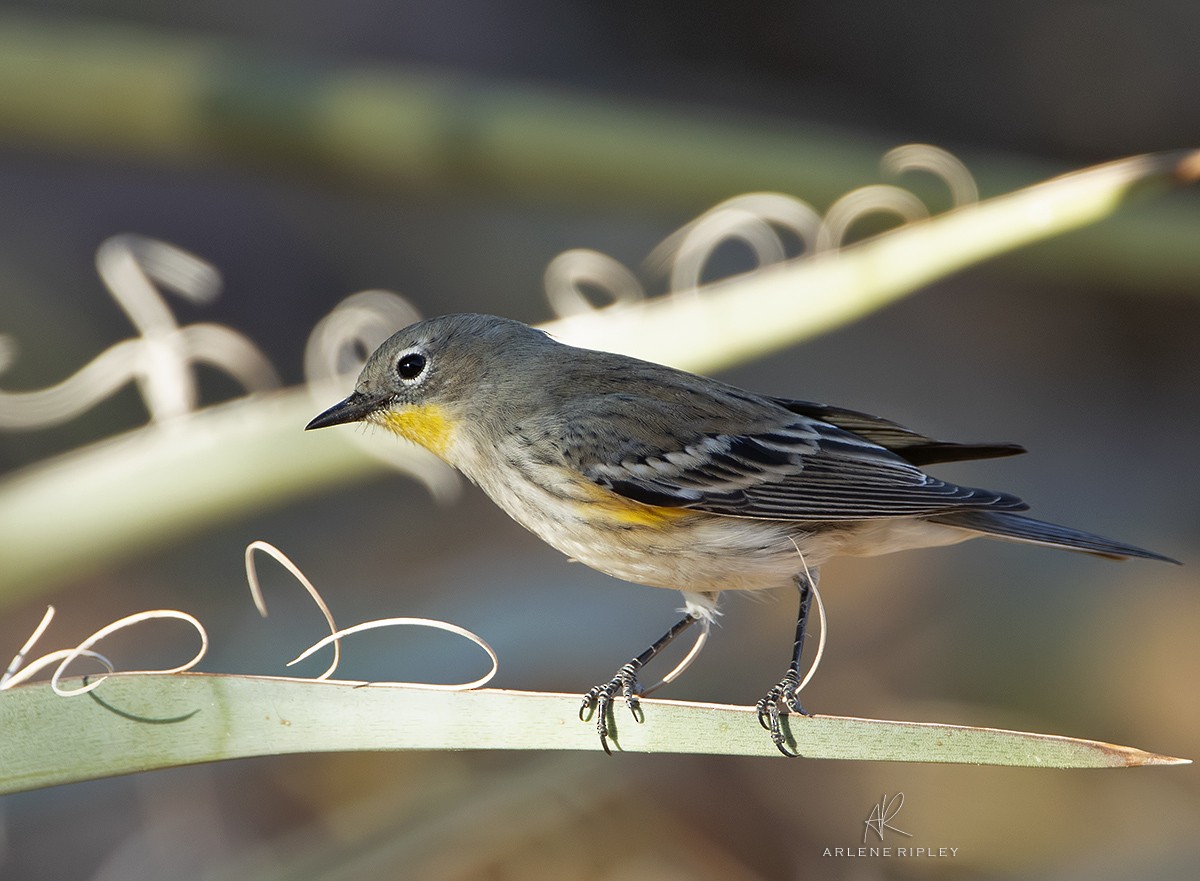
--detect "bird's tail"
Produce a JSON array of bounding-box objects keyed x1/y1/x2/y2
[{"x1": 932, "y1": 510, "x2": 1180, "y2": 564}]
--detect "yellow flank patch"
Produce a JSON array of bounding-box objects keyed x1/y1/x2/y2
[
  {"x1": 377, "y1": 404, "x2": 454, "y2": 457},
  {"x1": 582, "y1": 482, "x2": 693, "y2": 526},
  {"x1": 604, "y1": 501, "x2": 693, "y2": 526}
]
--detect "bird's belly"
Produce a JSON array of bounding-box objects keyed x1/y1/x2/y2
[
  {"x1": 472, "y1": 464, "x2": 803, "y2": 592},
  {"x1": 550, "y1": 513, "x2": 807, "y2": 592},
  {"x1": 816, "y1": 518, "x2": 975, "y2": 557},
  {"x1": 466, "y1": 457, "x2": 978, "y2": 593}
]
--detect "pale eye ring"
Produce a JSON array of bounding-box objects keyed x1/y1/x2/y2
[{"x1": 396, "y1": 352, "x2": 426, "y2": 381}]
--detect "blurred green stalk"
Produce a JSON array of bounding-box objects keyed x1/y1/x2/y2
[{"x1": 0, "y1": 13, "x2": 1198, "y2": 289}]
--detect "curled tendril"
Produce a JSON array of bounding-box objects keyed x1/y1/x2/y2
[
  {"x1": 543, "y1": 143, "x2": 973, "y2": 318},
  {"x1": 544, "y1": 249, "x2": 645, "y2": 318},
  {"x1": 2, "y1": 542, "x2": 499, "y2": 696},
  {"x1": 816, "y1": 184, "x2": 931, "y2": 252},
  {"x1": 1, "y1": 647, "x2": 116, "y2": 692},
  {"x1": 245, "y1": 540, "x2": 341, "y2": 681},
  {"x1": 49, "y1": 610, "x2": 209, "y2": 697},
  {"x1": 787, "y1": 539, "x2": 828, "y2": 696},
  {"x1": 0, "y1": 234, "x2": 278, "y2": 430},
  {"x1": 289, "y1": 618, "x2": 499, "y2": 691},
  {"x1": 0, "y1": 607, "x2": 113, "y2": 690},
  {"x1": 244, "y1": 541, "x2": 498, "y2": 690},
  {"x1": 882, "y1": 143, "x2": 979, "y2": 207},
  {"x1": 0, "y1": 605, "x2": 209, "y2": 696},
  {"x1": 637, "y1": 617, "x2": 711, "y2": 698},
  {"x1": 647, "y1": 193, "x2": 823, "y2": 294}
]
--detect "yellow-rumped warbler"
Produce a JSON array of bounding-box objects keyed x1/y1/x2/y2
[{"x1": 307, "y1": 313, "x2": 1177, "y2": 755}]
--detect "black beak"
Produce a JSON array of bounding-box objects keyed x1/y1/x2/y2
[{"x1": 305, "y1": 392, "x2": 381, "y2": 430}]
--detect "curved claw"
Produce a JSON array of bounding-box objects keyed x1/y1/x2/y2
[
  {"x1": 773, "y1": 734, "x2": 802, "y2": 759},
  {"x1": 757, "y1": 672, "x2": 810, "y2": 757},
  {"x1": 579, "y1": 691, "x2": 598, "y2": 722},
  {"x1": 755, "y1": 698, "x2": 773, "y2": 731},
  {"x1": 580, "y1": 663, "x2": 644, "y2": 754}
]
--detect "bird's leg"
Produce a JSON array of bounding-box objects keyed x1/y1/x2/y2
[
  {"x1": 756, "y1": 573, "x2": 815, "y2": 757},
  {"x1": 580, "y1": 613, "x2": 700, "y2": 755}
]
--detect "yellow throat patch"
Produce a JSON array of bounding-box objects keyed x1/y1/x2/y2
[{"x1": 377, "y1": 404, "x2": 454, "y2": 458}]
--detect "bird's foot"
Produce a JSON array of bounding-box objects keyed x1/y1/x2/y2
[
  {"x1": 579, "y1": 661, "x2": 644, "y2": 755},
  {"x1": 755, "y1": 670, "x2": 810, "y2": 757}
]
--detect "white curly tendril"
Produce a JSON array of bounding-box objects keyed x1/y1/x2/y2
[
  {"x1": 0, "y1": 234, "x2": 279, "y2": 430},
  {"x1": 647, "y1": 192, "x2": 823, "y2": 295},
  {"x1": 881, "y1": 143, "x2": 979, "y2": 207},
  {"x1": 1, "y1": 541, "x2": 498, "y2": 696},
  {"x1": 544, "y1": 249, "x2": 646, "y2": 317},
  {"x1": 544, "y1": 142, "x2": 978, "y2": 316}
]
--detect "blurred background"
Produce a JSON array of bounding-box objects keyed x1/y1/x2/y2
[{"x1": 1, "y1": 2, "x2": 1198, "y2": 879}]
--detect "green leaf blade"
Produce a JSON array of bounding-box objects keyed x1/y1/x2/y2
[{"x1": 0, "y1": 674, "x2": 1185, "y2": 794}]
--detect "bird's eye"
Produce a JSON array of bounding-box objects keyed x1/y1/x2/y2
[{"x1": 396, "y1": 352, "x2": 427, "y2": 381}]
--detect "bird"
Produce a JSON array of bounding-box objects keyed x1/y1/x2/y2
[{"x1": 306, "y1": 313, "x2": 1177, "y2": 755}]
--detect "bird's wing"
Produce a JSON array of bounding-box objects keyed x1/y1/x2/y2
[
  {"x1": 566, "y1": 397, "x2": 1027, "y2": 521},
  {"x1": 772, "y1": 399, "x2": 1026, "y2": 466}
]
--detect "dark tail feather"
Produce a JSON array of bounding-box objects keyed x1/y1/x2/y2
[{"x1": 933, "y1": 510, "x2": 1181, "y2": 564}]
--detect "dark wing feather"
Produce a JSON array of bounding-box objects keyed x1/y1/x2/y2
[
  {"x1": 933, "y1": 511, "x2": 1181, "y2": 563},
  {"x1": 581, "y1": 407, "x2": 1027, "y2": 522},
  {"x1": 773, "y1": 399, "x2": 1026, "y2": 466}
]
